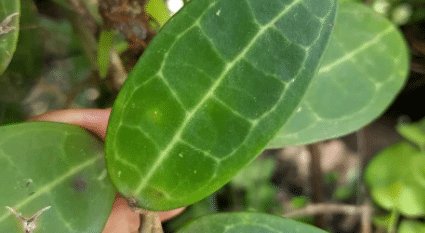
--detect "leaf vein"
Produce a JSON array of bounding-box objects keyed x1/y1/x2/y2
[
  {"x1": 0, "y1": 155, "x2": 102, "y2": 223},
  {"x1": 134, "y1": 0, "x2": 305, "y2": 195}
]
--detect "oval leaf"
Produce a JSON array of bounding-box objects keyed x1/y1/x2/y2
[
  {"x1": 0, "y1": 0, "x2": 20, "y2": 75},
  {"x1": 177, "y1": 212, "x2": 328, "y2": 233},
  {"x1": 106, "y1": 0, "x2": 338, "y2": 210},
  {"x1": 268, "y1": 1, "x2": 409, "y2": 148},
  {"x1": 0, "y1": 122, "x2": 115, "y2": 232},
  {"x1": 365, "y1": 141, "x2": 425, "y2": 217}
]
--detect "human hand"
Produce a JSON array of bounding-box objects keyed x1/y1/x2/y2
[{"x1": 29, "y1": 108, "x2": 185, "y2": 233}]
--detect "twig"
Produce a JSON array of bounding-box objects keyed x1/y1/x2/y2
[
  {"x1": 361, "y1": 200, "x2": 373, "y2": 233},
  {"x1": 358, "y1": 128, "x2": 373, "y2": 233},
  {"x1": 388, "y1": 208, "x2": 400, "y2": 233},
  {"x1": 127, "y1": 198, "x2": 164, "y2": 233},
  {"x1": 308, "y1": 143, "x2": 325, "y2": 229},
  {"x1": 110, "y1": 48, "x2": 128, "y2": 90},
  {"x1": 283, "y1": 203, "x2": 364, "y2": 219}
]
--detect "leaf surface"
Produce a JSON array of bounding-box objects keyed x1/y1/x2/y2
[
  {"x1": 106, "y1": 0, "x2": 338, "y2": 210},
  {"x1": 177, "y1": 212, "x2": 328, "y2": 233},
  {"x1": 268, "y1": 1, "x2": 409, "y2": 148},
  {"x1": 365, "y1": 141, "x2": 425, "y2": 217},
  {"x1": 0, "y1": 0, "x2": 20, "y2": 75},
  {"x1": 0, "y1": 122, "x2": 115, "y2": 232}
]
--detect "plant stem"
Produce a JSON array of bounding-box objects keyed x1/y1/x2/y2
[
  {"x1": 308, "y1": 143, "x2": 325, "y2": 229},
  {"x1": 138, "y1": 211, "x2": 163, "y2": 233},
  {"x1": 388, "y1": 208, "x2": 400, "y2": 233},
  {"x1": 127, "y1": 198, "x2": 164, "y2": 233},
  {"x1": 284, "y1": 203, "x2": 364, "y2": 218},
  {"x1": 357, "y1": 129, "x2": 373, "y2": 233}
]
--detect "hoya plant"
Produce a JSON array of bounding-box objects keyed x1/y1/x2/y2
[{"x1": 0, "y1": 0, "x2": 409, "y2": 232}]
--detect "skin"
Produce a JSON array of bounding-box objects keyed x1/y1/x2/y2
[{"x1": 29, "y1": 108, "x2": 185, "y2": 233}]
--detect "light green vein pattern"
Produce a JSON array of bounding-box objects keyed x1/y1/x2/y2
[
  {"x1": 0, "y1": 122, "x2": 115, "y2": 233},
  {"x1": 106, "y1": 0, "x2": 338, "y2": 210},
  {"x1": 268, "y1": 1, "x2": 409, "y2": 148}
]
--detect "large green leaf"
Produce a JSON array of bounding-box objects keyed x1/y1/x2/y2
[
  {"x1": 177, "y1": 212, "x2": 328, "y2": 233},
  {"x1": 268, "y1": 1, "x2": 409, "y2": 148},
  {"x1": 106, "y1": 0, "x2": 338, "y2": 210},
  {"x1": 0, "y1": 122, "x2": 115, "y2": 232},
  {"x1": 0, "y1": 0, "x2": 20, "y2": 75},
  {"x1": 365, "y1": 141, "x2": 425, "y2": 217}
]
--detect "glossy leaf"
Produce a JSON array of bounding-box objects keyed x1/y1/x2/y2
[
  {"x1": 177, "y1": 212, "x2": 328, "y2": 233},
  {"x1": 0, "y1": 0, "x2": 20, "y2": 75},
  {"x1": 397, "y1": 117, "x2": 425, "y2": 151},
  {"x1": 398, "y1": 220, "x2": 425, "y2": 233},
  {"x1": 268, "y1": 1, "x2": 409, "y2": 148},
  {"x1": 365, "y1": 141, "x2": 425, "y2": 217},
  {"x1": 0, "y1": 122, "x2": 115, "y2": 232},
  {"x1": 0, "y1": 0, "x2": 42, "y2": 102},
  {"x1": 106, "y1": 0, "x2": 338, "y2": 210}
]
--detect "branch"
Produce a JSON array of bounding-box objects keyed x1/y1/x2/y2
[
  {"x1": 283, "y1": 203, "x2": 366, "y2": 219},
  {"x1": 308, "y1": 143, "x2": 325, "y2": 229}
]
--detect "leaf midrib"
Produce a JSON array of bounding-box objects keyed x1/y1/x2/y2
[
  {"x1": 134, "y1": 0, "x2": 304, "y2": 195},
  {"x1": 318, "y1": 25, "x2": 395, "y2": 74}
]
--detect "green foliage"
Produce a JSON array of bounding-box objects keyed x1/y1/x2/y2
[
  {"x1": 365, "y1": 141, "x2": 425, "y2": 216},
  {"x1": 231, "y1": 158, "x2": 281, "y2": 213},
  {"x1": 366, "y1": 117, "x2": 425, "y2": 231},
  {"x1": 97, "y1": 29, "x2": 114, "y2": 79},
  {"x1": 146, "y1": 0, "x2": 172, "y2": 29},
  {"x1": 0, "y1": 0, "x2": 415, "y2": 232},
  {"x1": 177, "y1": 212, "x2": 328, "y2": 233},
  {"x1": 268, "y1": 1, "x2": 409, "y2": 147},
  {"x1": 0, "y1": 122, "x2": 115, "y2": 232},
  {"x1": 399, "y1": 220, "x2": 425, "y2": 233},
  {"x1": 0, "y1": 0, "x2": 20, "y2": 75},
  {"x1": 105, "y1": 0, "x2": 338, "y2": 211},
  {"x1": 372, "y1": 212, "x2": 392, "y2": 230},
  {"x1": 0, "y1": 0, "x2": 42, "y2": 103},
  {"x1": 0, "y1": 102, "x2": 24, "y2": 126},
  {"x1": 397, "y1": 117, "x2": 425, "y2": 151}
]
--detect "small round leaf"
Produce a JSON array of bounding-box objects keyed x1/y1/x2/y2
[{"x1": 365, "y1": 141, "x2": 425, "y2": 216}]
